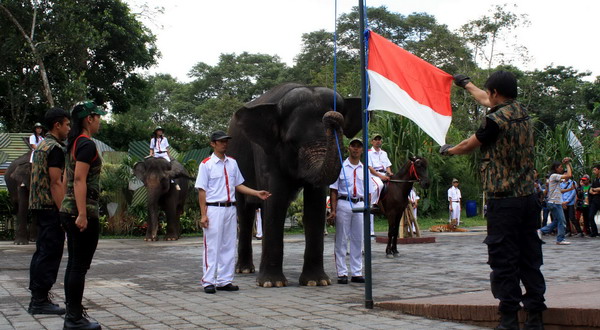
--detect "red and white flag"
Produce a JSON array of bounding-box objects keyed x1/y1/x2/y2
[{"x1": 367, "y1": 31, "x2": 453, "y2": 146}]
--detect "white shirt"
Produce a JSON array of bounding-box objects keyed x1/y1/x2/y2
[
  {"x1": 195, "y1": 153, "x2": 245, "y2": 203},
  {"x1": 448, "y1": 186, "x2": 461, "y2": 202},
  {"x1": 330, "y1": 159, "x2": 370, "y2": 198},
  {"x1": 408, "y1": 189, "x2": 420, "y2": 204},
  {"x1": 29, "y1": 134, "x2": 44, "y2": 147},
  {"x1": 368, "y1": 148, "x2": 391, "y2": 171},
  {"x1": 150, "y1": 137, "x2": 169, "y2": 154}
]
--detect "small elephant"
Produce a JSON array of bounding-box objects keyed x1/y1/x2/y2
[
  {"x1": 133, "y1": 157, "x2": 191, "y2": 241},
  {"x1": 228, "y1": 83, "x2": 362, "y2": 287},
  {"x1": 5, "y1": 151, "x2": 36, "y2": 245}
]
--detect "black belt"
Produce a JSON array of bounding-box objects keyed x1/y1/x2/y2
[
  {"x1": 66, "y1": 188, "x2": 99, "y2": 201},
  {"x1": 156, "y1": 151, "x2": 166, "y2": 154},
  {"x1": 338, "y1": 195, "x2": 364, "y2": 203},
  {"x1": 207, "y1": 202, "x2": 236, "y2": 207},
  {"x1": 377, "y1": 169, "x2": 386, "y2": 173}
]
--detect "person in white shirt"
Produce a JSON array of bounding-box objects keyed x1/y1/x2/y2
[
  {"x1": 408, "y1": 188, "x2": 420, "y2": 220},
  {"x1": 149, "y1": 126, "x2": 171, "y2": 162},
  {"x1": 367, "y1": 134, "x2": 393, "y2": 236},
  {"x1": 29, "y1": 123, "x2": 45, "y2": 163},
  {"x1": 195, "y1": 130, "x2": 271, "y2": 294},
  {"x1": 448, "y1": 178, "x2": 462, "y2": 225},
  {"x1": 255, "y1": 208, "x2": 263, "y2": 240},
  {"x1": 327, "y1": 138, "x2": 371, "y2": 284}
]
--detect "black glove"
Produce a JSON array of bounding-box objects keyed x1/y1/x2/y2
[
  {"x1": 453, "y1": 74, "x2": 470, "y2": 88},
  {"x1": 439, "y1": 144, "x2": 454, "y2": 156}
]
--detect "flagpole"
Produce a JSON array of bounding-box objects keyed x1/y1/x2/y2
[{"x1": 359, "y1": 0, "x2": 373, "y2": 310}]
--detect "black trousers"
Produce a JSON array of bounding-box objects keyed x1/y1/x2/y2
[
  {"x1": 29, "y1": 208, "x2": 65, "y2": 296},
  {"x1": 588, "y1": 203, "x2": 600, "y2": 237},
  {"x1": 564, "y1": 205, "x2": 582, "y2": 234},
  {"x1": 60, "y1": 213, "x2": 99, "y2": 308},
  {"x1": 484, "y1": 194, "x2": 547, "y2": 313}
]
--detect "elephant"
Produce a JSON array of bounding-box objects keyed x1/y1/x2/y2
[
  {"x1": 133, "y1": 157, "x2": 192, "y2": 241},
  {"x1": 5, "y1": 151, "x2": 36, "y2": 245},
  {"x1": 228, "y1": 83, "x2": 362, "y2": 287}
]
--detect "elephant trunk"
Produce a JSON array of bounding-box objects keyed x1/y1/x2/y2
[{"x1": 298, "y1": 111, "x2": 345, "y2": 186}]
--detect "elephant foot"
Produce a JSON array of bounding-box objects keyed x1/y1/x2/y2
[
  {"x1": 14, "y1": 238, "x2": 29, "y2": 245},
  {"x1": 299, "y1": 271, "x2": 331, "y2": 287},
  {"x1": 164, "y1": 236, "x2": 179, "y2": 241},
  {"x1": 144, "y1": 236, "x2": 159, "y2": 242},
  {"x1": 235, "y1": 261, "x2": 255, "y2": 274},
  {"x1": 256, "y1": 273, "x2": 288, "y2": 288}
]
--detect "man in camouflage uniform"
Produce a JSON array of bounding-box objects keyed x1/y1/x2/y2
[
  {"x1": 440, "y1": 71, "x2": 546, "y2": 330},
  {"x1": 27, "y1": 108, "x2": 71, "y2": 315}
]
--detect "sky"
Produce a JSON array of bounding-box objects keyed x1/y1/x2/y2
[{"x1": 127, "y1": 0, "x2": 600, "y2": 82}]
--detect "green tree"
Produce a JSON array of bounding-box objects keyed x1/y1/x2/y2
[{"x1": 0, "y1": 0, "x2": 158, "y2": 131}]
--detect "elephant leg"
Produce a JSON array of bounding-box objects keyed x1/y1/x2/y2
[
  {"x1": 14, "y1": 186, "x2": 30, "y2": 245},
  {"x1": 299, "y1": 185, "x2": 330, "y2": 286},
  {"x1": 163, "y1": 186, "x2": 179, "y2": 241},
  {"x1": 146, "y1": 201, "x2": 160, "y2": 241},
  {"x1": 257, "y1": 182, "x2": 295, "y2": 288},
  {"x1": 236, "y1": 198, "x2": 256, "y2": 274}
]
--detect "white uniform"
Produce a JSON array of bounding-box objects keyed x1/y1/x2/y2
[
  {"x1": 255, "y1": 208, "x2": 263, "y2": 239},
  {"x1": 195, "y1": 153, "x2": 244, "y2": 288},
  {"x1": 368, "y1": 147, "x2": 392, "y2": 235},
  {"x1": 448, "y1": 186, "x2": 462, "y2": 225},
  {"x1": 330, "y1": 159, "x2": 369, "y2": 277},
  {"x1": 29, "y1": 134, "x2": 44, "y2": 163},
  {"x1": 408, "y1": 188, "x2": 420, "y2": 220},
  {"x1": 150, "y1": 137, "x2": 170, "y2": 162}
]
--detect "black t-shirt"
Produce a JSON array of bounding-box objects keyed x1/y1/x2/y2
[
  {"x1": 591, "y1": 177, "x2": 600, "y2": 204},
  {"x1": 47, "y1": 146, "x2": 65, "y2": 170},
  {"x1": 73, "y1": 137, "x2": 99, "y2": 166},
  {"x1": 475, "y1": 118, "x2": 500, "y2": 145}
]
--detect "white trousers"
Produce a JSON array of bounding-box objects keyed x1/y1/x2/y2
[
  {"x1": 202, "y1": 205, "x2": 237, "y2": 287},
  {"x1": 334, "y1": 200, "x2": 364, "y2": 277},
  {"x1": 154, "y1": 153, "x2": 171, "y2": 162},
  {"x1": 255, "y1": 209, "x2": 263, "y2": 238},
  {"x1": 450, "y1": 201, "x2": 461, "y2": 225},
  {"x1": 370, "y1": 176, "x2": 383, "y2": 205}
]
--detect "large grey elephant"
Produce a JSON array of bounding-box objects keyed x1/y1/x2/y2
[
  {"x1": 133, "y1": 157, "x2": 191, "y2": 241},
  {"x1": 228, "y1": 83, "x2": 362, "y2": 287},
  {"x1": 5, "y1": 151, "x2": 36, "y2": 245}
]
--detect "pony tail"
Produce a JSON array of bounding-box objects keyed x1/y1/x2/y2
[{"x1": 67, "y1": 105, "x2": 86, "y2": 152}]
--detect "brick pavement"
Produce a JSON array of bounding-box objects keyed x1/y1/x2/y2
[{"x1": 1, "y1": 229, "x2": 597, "y2": 329}]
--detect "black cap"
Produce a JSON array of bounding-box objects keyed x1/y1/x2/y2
[{"x1": 210, "y1": 130, "x2": 232, "y2": 141}]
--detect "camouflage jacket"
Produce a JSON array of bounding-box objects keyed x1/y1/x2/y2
[
  {"x1": 29, "y1": 133, "x2": 65, "y2": 210},
  {"x1": 480, "y1": 100, "x2": 535, "y2": 199},
  {"x1": 60, "y1": 135, "x2": 102, "y2": 218}
]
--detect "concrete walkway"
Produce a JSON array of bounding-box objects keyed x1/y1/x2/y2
[{"x1": 0, "y1": 228, "x2": 597, "y2": 329}]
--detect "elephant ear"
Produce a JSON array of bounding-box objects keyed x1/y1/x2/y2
[
  {"x1": 168, "y1": 160, "x2": 191, "y2": 180},
  {"x1": 11, "y1": 163, "x2": 31, "y2": 186},
  {"x1": 133, "y1": 161, "x2": 146, "y2": 182},
  {"x1": 339, "y1": 98, "x2": 364, "y2": 138},
  {"x1": 233, "y1": 103, "x2": 279, "y2": 152}
]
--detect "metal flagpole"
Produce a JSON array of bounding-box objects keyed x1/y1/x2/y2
[{"x1": 359, "y1": 0, "x2": 373, "y2": 310}]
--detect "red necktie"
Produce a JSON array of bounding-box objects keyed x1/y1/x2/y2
[
  {"x1": 353, "y1": 168, "x2": 357, "y2": 197},
  {"x1": 224, "y1": 162, "x2": 231, "y2": 202}
]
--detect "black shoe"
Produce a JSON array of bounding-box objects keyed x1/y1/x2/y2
[
  {"x1": 494, "y1": 311, "x2": 519, "y2": 330},
  {"x1": 351, "y1": 276, "x2": 365, "y2": 283},
  {"x1": 337, "y1": 276, "x2": 348, "y2": 284},
  {"x1": 523, "y1": 311, "x2": 543, "y2": 330},
  {"x1": 28, "y1": 293, "x2": 65, "y2": 315},
  {"x1": 63, "y1": 305, "x2": 101, "y2": 330},
  {"x1": 216, "y1": 283, "x2": 239, "y2": 291},
  {"x1": 204, "y1": 285, "x2": 216, "y2": 294}
]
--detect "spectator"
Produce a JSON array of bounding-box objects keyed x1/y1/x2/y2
[
  {"x1": 539, "y1": 159, "x2": 573, "y2": 245},
  {"x1": 588, "y1": 165, "x2": 600, "y2": 237},
  {"x1": 576, "y1": 175, "x2": 592, "y2": 236},
  {"x1": 561, "y1": 176, "x2": 582, "y2": 237}
]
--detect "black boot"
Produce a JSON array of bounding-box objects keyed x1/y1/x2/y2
[
  {"x1": 63, "y1": 304, "x2": 101, "y2": 330},
  {"x1": 28, "y1": 291, "x2": 65, "y2": 315},
  {"x1": 523, "y1": 311, "x2": 544, "y2": 330},
  {"x1": 494, "y1": 311, "x2": 519, "y2": 330}
]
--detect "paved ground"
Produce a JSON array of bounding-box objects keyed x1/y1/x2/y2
[{"x1": 1, "y1": 228, "x2": 598, "y2": 329}]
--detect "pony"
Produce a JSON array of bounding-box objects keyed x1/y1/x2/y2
[{"x1": 377, "y1": 156, "x2": 430, "y2": 258}]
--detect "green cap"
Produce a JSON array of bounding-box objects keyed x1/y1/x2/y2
[
  {"x1": 75, "y1": 101, "x2": 107, "y2": 118},
  {"x1": 371, "y1": 133, "x2": 382, "y2": 140}
]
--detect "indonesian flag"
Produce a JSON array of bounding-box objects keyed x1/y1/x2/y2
[{"x1": 367, "y1": 31, "x2": 453, "y2": 146}]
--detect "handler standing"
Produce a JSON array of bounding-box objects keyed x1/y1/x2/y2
[
  {"x1": 196, "y1": 131, "x2": 271, "y2": 294},
  {"x1": 448, "y1": 179, "x2": 462, "y2": 225},
  {"x1": 27, "y1": 108, "x2": 70, "y2": 315},
  {"x1": 327, "y1": 138, "x2": 369, "y2": 284},
  {"x1": 441, "y1": 71, "x2": 546, "y2": 329}
]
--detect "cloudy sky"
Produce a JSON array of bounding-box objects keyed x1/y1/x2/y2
[{"x1": 127, "y1": 0, "x2": 599, "y2": 82}]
